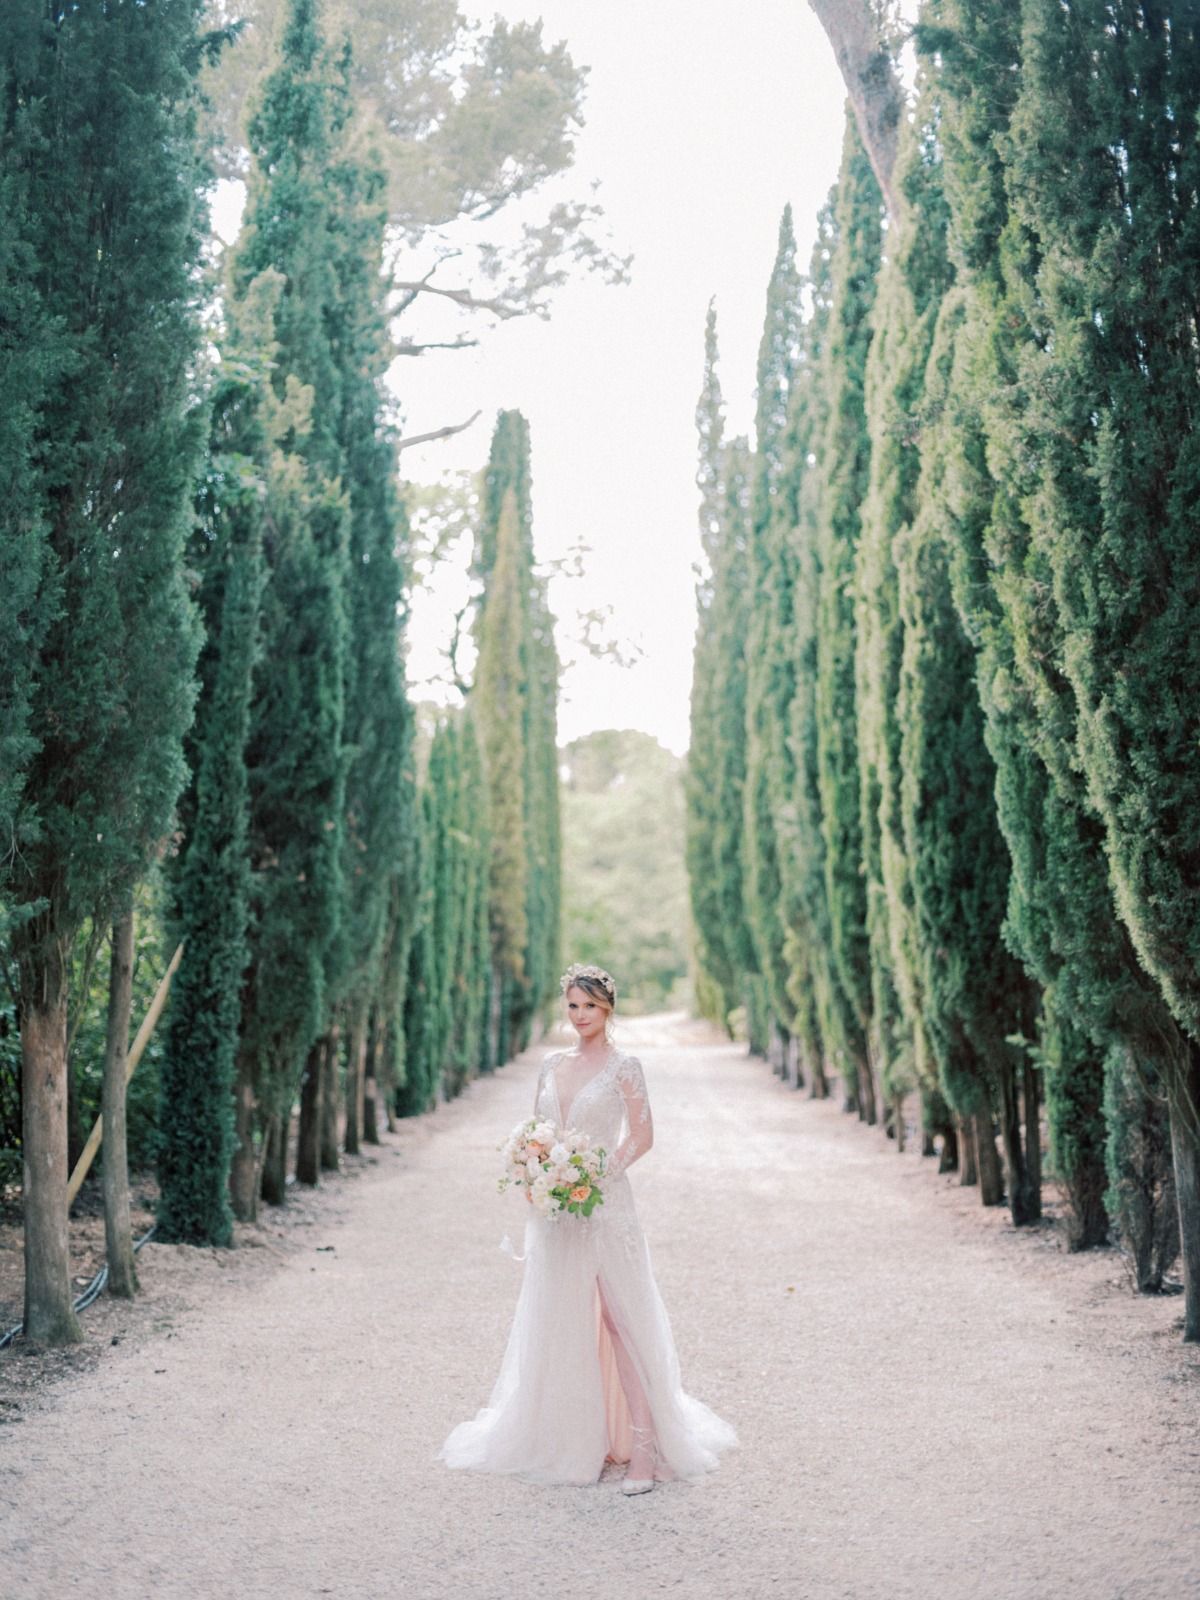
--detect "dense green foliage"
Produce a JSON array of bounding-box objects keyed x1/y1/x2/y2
[
  {"x1": 561, "y1": 731, "x2": 689, "y2": 1012},
  {"x1": 0, "y1": 0, "x2": 211, "y2": 1337},
  {"x1": 3, "y1": 0, "x2": 570, "y2": 1295},
  {"x1": 686, "y1": 307, "x2": 757, "y2": 1038},
  {"x1": 472, "y1": 414, "x2": 562, "y2": 1068},
  {"x1": 687, "y1": 5, "x2": 1200, "y2": 1333},
  {"x1": 743, "y1": 209, "x2": 805, "y2": 1069}
]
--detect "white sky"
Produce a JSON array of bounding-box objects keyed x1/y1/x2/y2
[{"x1": 399, "y1": 0, "x2": 849, "y2": 755}]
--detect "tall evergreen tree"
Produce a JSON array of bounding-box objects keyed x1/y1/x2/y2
[
  {"x1": 777, "y1": 200, "x2": 844, "y2": 1101},
  {"x1": 993, "y1": 0, "x2": 1200, "y2": 1328},
  {"x1": 854, "y1": 84, "x2": 962, "y2": 1159},
  {"x1": 686, "y1": 307, "x2": 754, "y2": 1028},
  {"x1": 396, "y1": 787, "x2": 439, "y2": 1118},
  {"x1": 743, "y1": 207, "x2": 807, "y2": 1076},
  {"x1": 445, "y1": 712, "x2": 491, "y2": 1094},
  {"x1": 474, "y1": 486, "x2": 530, "y2": 1061},
  {"x1": 915, "y1": 0, "x2": 1183, "y2": 1261},
  {"x1": 2, "y1": 0, "x2": 209, "y2": 1341},
  {"x1": 227, "y1": 0, "x2": 351, "y2": 1218},
  {"x1": 156, "y1": 286, "x2": 270, "y2": 1244},
  {"x1": 814, "y1": 116, "x2": 883, "y2": 1123},
  {"x1": 473, "y1": 413, "x2": 560, "y2": 1062},
  {"x1": 324, "y1": 87, "x2": 417, "y2": 1161}
]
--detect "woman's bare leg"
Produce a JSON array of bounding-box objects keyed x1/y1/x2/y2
[{"x1": 598, "y1": 1283, "x2": 656, "y2": 1479}]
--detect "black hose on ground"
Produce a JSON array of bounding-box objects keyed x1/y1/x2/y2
[{"x1": 0, "y1": 1224, "x2": 157, "y2": 1352}]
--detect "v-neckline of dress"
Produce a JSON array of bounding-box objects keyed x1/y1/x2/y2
[{"x1": 552, "y1": 1047, "x2": 615, "y2": 1129}]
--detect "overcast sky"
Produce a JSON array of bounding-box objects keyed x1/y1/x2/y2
[{"x1": 393, "y1": 1, "x2": 849, "y2": 755}]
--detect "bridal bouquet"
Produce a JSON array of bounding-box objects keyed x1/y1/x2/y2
[{"x1": 499, "y1": 1119, "x2": 606, "y2": 1218}]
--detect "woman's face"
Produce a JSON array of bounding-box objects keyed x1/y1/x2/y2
[{"x1": 566, "y1": 985, "x2": 609, "y2": 1045}]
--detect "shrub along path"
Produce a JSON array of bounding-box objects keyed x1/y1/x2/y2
[{"x1": 3, "y1": 1014, "x2": 1198, "y2": 1599}]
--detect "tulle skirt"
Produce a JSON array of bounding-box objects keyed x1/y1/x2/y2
[{"x1": 440, "y1": 1175, "x2": 738, "y2": 1487}]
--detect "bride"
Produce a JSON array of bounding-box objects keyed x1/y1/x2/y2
[{"x1": 441, "y1": 963, "x2": 737, "y2": 1492}]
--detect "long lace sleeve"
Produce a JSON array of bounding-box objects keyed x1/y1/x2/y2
[{"x1": 606, "y1": 1054, "x2": 653, "y2": 1179}]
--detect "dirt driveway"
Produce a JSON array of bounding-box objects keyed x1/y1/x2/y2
[{"x1": 2, "y1": 1014, "x2": 1198, "y2": 1599}]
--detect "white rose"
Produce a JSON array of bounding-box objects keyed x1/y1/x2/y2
[{"x1": 549, "y1": 1142, "x2": 571, "y2": 1166}]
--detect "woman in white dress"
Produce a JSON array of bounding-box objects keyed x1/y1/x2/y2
[{"x1": 441, "y1": 963, "x2": 737, "y2": 1492}]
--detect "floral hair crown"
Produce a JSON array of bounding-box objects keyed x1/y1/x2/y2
[{"x1": 559, "y1": 962, "x2": 617, "y2": 1002}]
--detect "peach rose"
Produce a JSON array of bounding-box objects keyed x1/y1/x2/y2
[{"x1": 570, "y1": 1184, "x2": 591, "y2": 1203}]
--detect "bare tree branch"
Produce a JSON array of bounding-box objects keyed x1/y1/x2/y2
[
  {"x1": 390, "y1": 280, "x2": 526, "y2": 320},
  {"x1": 395, "y1": 410, "x2": 483, "y2": 452},
  {"x1": 394, "y1": 336, "x2": 480, "y2": 356},
  {"x1": 806, "y1": 0, "x2": 905, "y2": 219},
  {"x1": 446, "y1": 602, "x2": 474, "y2": 699}
]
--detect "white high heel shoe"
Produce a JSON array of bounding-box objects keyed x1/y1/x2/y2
[{"x1": 621, "y1": 1425, "x2": 658, "y2": 1496}]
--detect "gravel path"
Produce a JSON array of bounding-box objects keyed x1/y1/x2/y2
[{"x1": 3, "y1": 1014, "x2": 1199, "y2": 1600}]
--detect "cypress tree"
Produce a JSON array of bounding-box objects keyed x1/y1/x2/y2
[
  {"x1": 446, "y1": 712, "x2": 491, "y2": 1093},
  {"x1": 228, "y1": 0, "x2": 350, "y2": 1217},
  {"x1": 324, "y1": 89, "x2": 417, "y2": 1160},
  {"x1": 156, "y1": 288, "x2": 270, "y2": 1244},
  {"x1": 743, "y1": 207, "x2": 808, "y2": 1077},
  {"x1": 993, "y1": 0, "x2": 1200, "y2": 1328},
  {"x1": 396, "y1": 788, "x2": 438, "y2": 1118},
  {"x1": 855, "y1": 92, "x2": 954, "y2": 1143},
  {"x1": 896, "y1": 272, "x2": 1043, "y2": 1222},
  {"x1": 474, "y1": 485, "x2": 530, "y2": 1060},
  {"x1": 693, "y1": 428, "x2": 762, "y2": 1048},
  {"x1": 814, "y1": 116, "x2": 883, "y2": 1123},
  {"x1": 3, "y1": 0, "x2": 209, "y2": 1341},
  {"x1": 474, "y1": 412, "x2": 559, "y2": 1058},
  {"x1": 777, "y1": 200, "x2": 843, "y2": 1102},
  {"x1": 0, "y1": 29, "x2": 57, "y2": 935},
  {"x1": 686, "y1": 307, "x2": 753, "y2": 1028},
  {"x1": 520, "y1": 561, "x2": 561, "y2": 1049},
  {"x1": 915, "y1": 0, "x2": 1184, "y2": 1261}
]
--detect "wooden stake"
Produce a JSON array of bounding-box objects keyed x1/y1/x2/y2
[{"x1": 66, "y1": 942, "x2": 183, "y2": 1207}]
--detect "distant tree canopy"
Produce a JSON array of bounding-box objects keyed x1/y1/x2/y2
[
  {"x1": 561, "y1": 730, "x2": 690, "y2": 1014},
  {"x1": 688, "y1": 3, "x2": 1200, "y2": 1343},
  {"x1": 200, "y1": 0, "x2": 630, "y2": 348}
]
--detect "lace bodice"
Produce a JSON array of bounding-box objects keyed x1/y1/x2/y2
[{"x1": 535, "y1": 1048, "x2": 653, "y2": 1180}]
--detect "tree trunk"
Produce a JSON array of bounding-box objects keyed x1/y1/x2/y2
[
  {"x1": 487, "y1": 962, "x2": 504, "y2": 1073},
  {"x1": 1169, "y1": 1039, "x2": 1200, "y2": 1343},
  {"x1": 260, "y1": 1111, "x2": 287, "y2": 1206},
  {"x1": 958, "y1": 1116, "x2": 978, "y2": 1186},
  {"x1": 363, "y1": 1016, "x2": 382, "y2": 1145},
  {"x1": 805, "y1": 0, "x2": 903, "y2": 218},
  {"x1": 937, "y1": 1123, "x2": 958, "y2": 1172},
  {"x1": 809, "y1": 1051, "x2": 829, "y2": 1100},
  {"x1": 295, "y1": 1042, "x2": 322, "y2": 1187},
  {"x1": 786, "y1": 1035, "x2": 803, "y2": 1090},
  {"x1": 841, "y1": 1069, "x2": 858, "y2": 1116},
  {"x1": 977, "y1": 1112, "x2": 1005, "y2": 1207},
  {"x1": 319, "y1": 1024, "x2": 340, "y2": 1171},
  {"x1": 768, "y1": 1020, "x2": 784, "y2": 1077},
  {"x1": 21, "y1": 971, "x2": 83, "y2": 1345},
  {"x1": 998, "y1": 1059, "x2": 1038, "y2": 1225},
  {"x1": 101, "y1": 909, "x2": 138, "y2": 1298},
  {"x1": 1024, "y1": 1056, "x2": 1043, "y2": 1218},
  {"x1": 229, "y1": 1046, "x2": 258, "y2": 1222},
  {"x1": 363, "y1": 1075, "x2": 379, "y2": 1144},
  {"x1": 857, "y1": 1044, "x2": 878, "y2": 1126},
  {"x1": 344, "y1": 1009, "x2": 367, "y2": 1156},
  {"x1": 892, "y1": 1092, "x2": 906, "y2": 1153}
]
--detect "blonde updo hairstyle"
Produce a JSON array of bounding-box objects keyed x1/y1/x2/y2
[{"x1": 560, "y1": 962, "x2": 617, "y2": 1042}]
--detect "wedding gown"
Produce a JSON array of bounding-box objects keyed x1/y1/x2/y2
[{"x1": 441, "y1": 1046, "x2": 738, "y2": 1487}]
